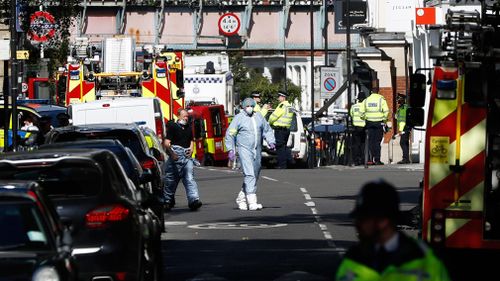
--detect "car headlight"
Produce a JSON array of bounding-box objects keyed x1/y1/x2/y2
[{"x1": 32, "y1": 266, "x2": 60, "y2": 281}]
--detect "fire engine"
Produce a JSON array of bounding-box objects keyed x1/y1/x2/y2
[{"x1": 413, "y1": 4, "x2": 500, "y2": 251}]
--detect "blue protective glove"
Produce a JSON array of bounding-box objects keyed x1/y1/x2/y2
[
  {"x1": 228, "y1": 150, "x2": 236, "y2": 161},
  {"x1": 268, "y1": 143, "x2": 276, "y2": 151}
]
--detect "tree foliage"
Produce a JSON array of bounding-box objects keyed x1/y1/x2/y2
[
  {"x1": 229, "y1": 52, "x2": 301, "y2": 108},
  {"x1": 0, "y1": 0, "x2": 80, "y2": 73}
]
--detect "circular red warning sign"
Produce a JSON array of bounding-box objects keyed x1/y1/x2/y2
[
  {"x1": 29, "y1": 11, "x2": 56, "y2": 42},
  {"x1": 218, "y1": 13, "x2": 241, "y2": 36}
]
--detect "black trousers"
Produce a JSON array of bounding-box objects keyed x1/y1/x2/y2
[
  {"x1": 400, "y1": 131, "x2": 410, "y2": 161},
  {"x1": 274, "y1": 128, "x2": 290, "y2": 168},
  {"x1": 366, "y1": 121, "x2": 384, "y2": 162},
  {"x1": 352, "y1": 127, "x2": 366, "y2": 165}
]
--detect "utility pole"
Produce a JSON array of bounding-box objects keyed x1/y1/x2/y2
[
  {"x1": 345, "y1": 0, "x2": 353, "y2": 166},
  {"x1": 9, "y1": 0, "x2": 18, "y2": 151},
  {"x1": 310, "y1": 0, "x2": 316, "y2": 168}
]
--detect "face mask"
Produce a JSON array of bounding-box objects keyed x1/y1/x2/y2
[
  {"x1": 245, "y1": 107, "x2": 254, "y2": 115},
  {"x1": 178, "y1": 119, "x2": 187, "y2": 125}
]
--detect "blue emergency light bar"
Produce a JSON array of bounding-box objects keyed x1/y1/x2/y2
[{"x1": 16, "y1": 99, "x2": 51, "y2": 105}]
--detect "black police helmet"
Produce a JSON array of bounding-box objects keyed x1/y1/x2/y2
[
  {"x1": 251, "y1": 91, "x2": 261, "y2": 98},
  {"x1": 350, "y1": 180, "x2": 400, "y2": 221}
]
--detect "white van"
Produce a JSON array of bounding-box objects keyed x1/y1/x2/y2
[
  {"x1": 69, "y1": 97, "x2": 166, "y2": 138},
  {"x1": 262, "y1": 108, "x2": 309, "y2": 167}
]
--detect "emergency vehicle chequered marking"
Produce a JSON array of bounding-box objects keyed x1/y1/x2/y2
[
  {"x1": 185, "y1": 77, "x2": 224, "y2": 83},
  {"x1": 423, "y1": 66, "x2": 493, "y2": 249}
]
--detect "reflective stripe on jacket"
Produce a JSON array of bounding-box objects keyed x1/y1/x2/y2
[
  {"x1": 268, "y1": 101, "x2": 293, "y2": 128},
  {"x1": 362, "y1": 93, "x2": 389, "y2": 122}
]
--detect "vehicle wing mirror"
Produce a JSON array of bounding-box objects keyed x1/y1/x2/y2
[
  {"x1": 150, "y1": 147, "x2": 164, "y2": 162},
  {"x1": 407, "y1": 108, "x2": 425, "y2": 127},
  {"x1": 409, "y1": 74, "x2": 427, "y2": 108},
  {"x1": 140, "y1": 169, "x2": 154, "y2": 184}
]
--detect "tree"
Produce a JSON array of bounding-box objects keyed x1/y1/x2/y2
[{"x1": 238, "y1": 70, "x2": 301, "y2": 108}]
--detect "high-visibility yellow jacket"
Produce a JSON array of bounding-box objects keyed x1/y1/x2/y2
[
  {"x1": 254, "y1": 103, "x2": 268, "y2": 117},
  {"x1": 395, "y1": 104, "x2": 408, "y2": 132},
  {"x1": 350, "y1": 102, "x2": 366, "y2": 128},
  {"x1": 362, "y1": 93, "x2": 389, "y2": 122},
  {"x1": 336, "y1": 234, "x2": 451, "y2": 281},
  {"x1": 268, "y1": 100, "x2": 293, "y2": 128}
]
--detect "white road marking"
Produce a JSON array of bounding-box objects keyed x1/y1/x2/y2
[
  {"x1": 319, "y1": 224, "x2": 327, "y2": 231},
  {"x1": 300, "y1": 187, "x2": 308, "y2": 193},
  {"x1": 305, "y1": 201, "x2": 316, "y2": 207},
  {"x1": 262, "y1": 176, "x2": 278, "y2": 182},
  {"x1": 304, "y1": 194, "x2": 312, "y2": 200},
  {"x1": 164, "y1": 221, "x2": 188, "y2": 226},
  {"x1": 311, "y1": 208, "x2": 318, "y2": 215}
]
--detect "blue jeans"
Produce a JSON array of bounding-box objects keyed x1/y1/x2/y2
[{"x1": 163, "y1": 146, "x2": 200, "y2": 204}]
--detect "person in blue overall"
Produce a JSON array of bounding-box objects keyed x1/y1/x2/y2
[
  {"x1": 163, "y1": 109, "x2": 202, "y2": 211},
  {"x1": 225, "y1": 98, "x2": 276, "y2": 210}
]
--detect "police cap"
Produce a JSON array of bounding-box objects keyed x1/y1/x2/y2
[
  {"x1": 251, "y1": 91, "x2": 261, "y2": 98},
  {"x1": 350, "y1": 180, "x2": 400, "y2": 220},
  {"x1": 397, "y1": 93, "x2": 406, "y2": 102},
  {"x1": 277, "y1": 91, "x2": 288, "y2": 98}
]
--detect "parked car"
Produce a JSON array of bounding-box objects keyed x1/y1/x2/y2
[
  {"x1": 44, "y1": 124, "x2": 165, "y2": 231},
  {"x1": 39, "y1": 139, "x2": 166, "y2": 232},
  {"x1": 0, "y1": 180, "x2": 76, "y2": 281},
  {"x1": 0, "y1": 149, "x2": 162, "y2": 281},
  {"x1": 262, "y1": 108, "x2": 309, "y2": 167}
]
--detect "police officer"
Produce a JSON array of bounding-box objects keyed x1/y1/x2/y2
[
  {"x1": 335, "y1": 180, "x2": 451, "y2": 281},
  {"x1": 350, "y1": 94, "x2": 366, "y2": 166},
  {"x1": 268, "y1": 91, "x2": 294, "y2": 169},
  {"x1": 361, "y1": 80, "x2": 389, "y2": 165},
  {"x1": 251, "y1": 91, "x2": 270, "y2": 117},
  {"x1": 395, "y1": 94, "x2": 410, "y2": 164}
]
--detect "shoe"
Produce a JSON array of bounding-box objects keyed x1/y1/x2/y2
[
  {"x1": 374, "y1": 161, "x2": 385, "y2": 165},
  {"x1": 164, "y1": 199, "x2": 175, "y2": 212},
  {"x1": 236, "y1": 191, "x2": 248, "y2": 210},
  {"x1": 246, "y1": 194, "x2": 263, "y2": 211},
  {"x1": 367, "y1": 161, "x2": 375, "y2": 165},
  {"x1": 397, "y1": 160, "x2": 410, "y2": 164},
  {"x1": 188, "y1": 199, "x2": 202, "y2": 211}
]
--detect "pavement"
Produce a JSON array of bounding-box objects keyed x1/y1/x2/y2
[{"x1": 161, "y1": 164, "x2": 423, "y2": 281}]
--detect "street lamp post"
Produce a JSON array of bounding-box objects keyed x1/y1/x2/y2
[
  {"x1": 9, "y1": 0, "x2": 18, "y2": 151},
  {"x1": 310, "y1": 0, "x2": 316, "y2": 168},
  {"x1": 345, "y1": 0, "x2": 353, "y2": 166}
]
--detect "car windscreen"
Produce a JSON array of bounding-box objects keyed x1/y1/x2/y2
[
  {"x1": 52, "y1": 131, "x2": 146, "y2": 158},
  {"x1": 0, "y1": 164, "x2": 102, "y2": 198},
  {"x1": 0, "y1": 200, "x2": 52, "y2": 251}
]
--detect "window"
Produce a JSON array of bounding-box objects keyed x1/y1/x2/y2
[
  {"x1": 210, "y1": 108, "x2": 223, "y2": 137},
  {"x1": 0, "y1": 201, "x2": 51, "y2": 251}
]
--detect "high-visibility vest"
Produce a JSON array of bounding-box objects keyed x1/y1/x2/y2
[
  {"x1": 396, "y1": 104, "x2": 408, "y2": 132},
  {"x1": 269, "y1": 100, "x2": 293, "y2": 128},
  {"x1": 350, "y1": 102, "x2": 366, "y2": 128},
  {"x1": 362, "y1": 93, "x2": 389, "y2": 122},
  {"x1": 336, "y1": 239, "x2": 451, "y2": 281},
  {"x1": 254, "y1": 103, "x2": 268, "y2": 117}
]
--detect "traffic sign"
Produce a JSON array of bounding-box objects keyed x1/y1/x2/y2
[
  {"x1": 218, "y1": 13, "x2": 241, "y2": 36},
  {"x1": 29, "y1": 11, "x2": 56, "y2": 42},
  {"x1": 16, "y1": 50, "x2": 29, "y2": 60},
  {"x1": 320, "y1": 67, "x2": 343, "y2": 99},
  {"x1": 21, "y1": 82, "x2": 28, "y2": 93}
]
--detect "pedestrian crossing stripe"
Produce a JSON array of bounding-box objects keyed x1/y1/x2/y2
[{"x1": 185, "y1": 77, "x2": 224, "y2": 83}]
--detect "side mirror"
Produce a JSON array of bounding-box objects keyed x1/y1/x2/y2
[
  {"x1": 140, "y1": 170, "x2": 154, "y2": 184},
  {"x1": 150, "y1": 147, "x2": 164, "y2": 162},
  {"x1": 407, "y1": 107, "x2": 425, "y2": 127},
  {"x1": 176, "y1": 88, "x2": 185, "y2": 99},
  {"x1": 409, "y1": 74, "x2": 427, "y2": 108}
]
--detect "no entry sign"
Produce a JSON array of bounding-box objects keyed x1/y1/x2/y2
[{"x1": 320, "y1": 67, "x2": 343, "y2": 99}]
